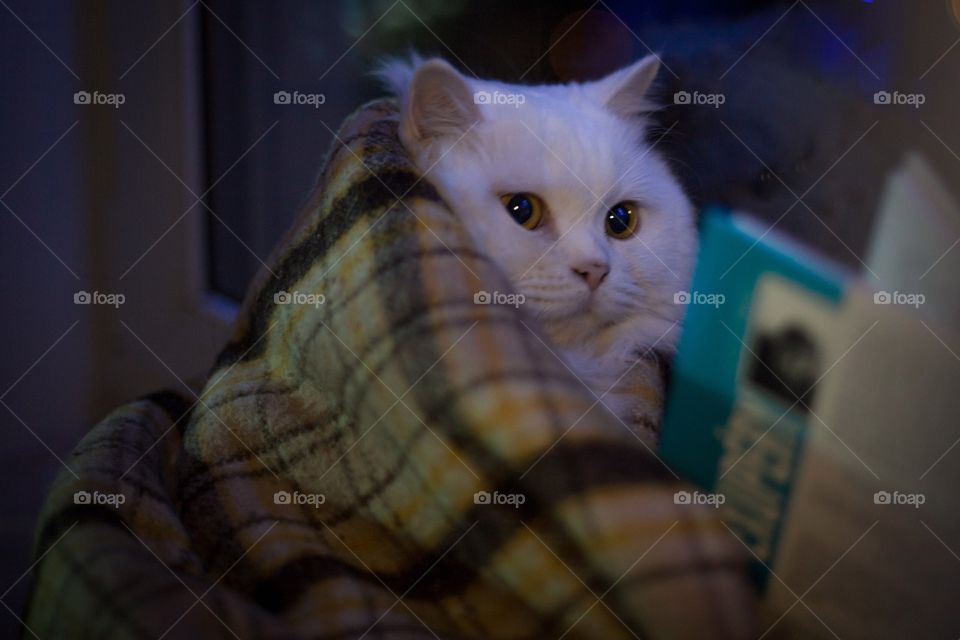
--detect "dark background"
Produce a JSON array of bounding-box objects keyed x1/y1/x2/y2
[{"x1": 2, "y1": 1, "x2": 959, "y2": 636}]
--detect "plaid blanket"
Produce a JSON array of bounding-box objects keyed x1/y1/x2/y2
[{"x1": 25, "y1": 100, "x2": 757, "y2": 639}]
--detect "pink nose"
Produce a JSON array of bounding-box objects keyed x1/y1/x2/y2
[{"x1": 572, "y1": 262, "x2": 609, "y2": 291}]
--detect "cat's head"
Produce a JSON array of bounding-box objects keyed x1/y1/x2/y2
[{"x1": 379, "y1": 55, "x2": 696, "y2": 352}]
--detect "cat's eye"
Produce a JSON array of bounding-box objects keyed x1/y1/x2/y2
[
  {"x1": 605, "y1": 202, "x2": 639, "y2": 239},
  {"x1": 500, "y1": 193, "x2": 544, "y2": 230}
]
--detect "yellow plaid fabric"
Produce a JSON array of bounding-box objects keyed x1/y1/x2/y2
[{"x1": 25, "y1": 100, "x2": 757, "y2": 639}]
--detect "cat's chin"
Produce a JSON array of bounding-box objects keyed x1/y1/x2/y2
[
  {"x1": 537, "y1": 304, "x2": 680, "y2": 359},
  {"x1": 521, "y1": 298, "x2": 590, "y2": 322},
  {"x1": 523, "y1": 294, "x2": 635, "y2": 332},
  {"x1": 525, "y1": 296, "x2": 631, "y2": 327}
]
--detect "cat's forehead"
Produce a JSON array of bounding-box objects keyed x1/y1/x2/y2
[{"x1": 476, "y1": 89, "x2": 647, "y2": 196}]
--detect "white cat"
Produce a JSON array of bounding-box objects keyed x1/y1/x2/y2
[{"x1": 379, "y1": 55, "x2": 697, "y2": 438}]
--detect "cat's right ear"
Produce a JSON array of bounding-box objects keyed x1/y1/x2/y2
[
  {"x1": 593, "y1": 55, "x2": 662, "y2": 120},
  {"x1": 402, "y1": 60, "x2": 481, "y2": 145}
]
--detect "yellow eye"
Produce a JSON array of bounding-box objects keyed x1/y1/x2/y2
[
  {"x1": 605, "y1": 202, "x2": 639, "y2": 239},
  {"x1": 500, "y1": 193, "x2": 544, "y2": 230}
]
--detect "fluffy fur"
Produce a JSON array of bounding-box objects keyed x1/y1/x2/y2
[{"x1": 378, "y1": 55, "x2": 696, "y2": 423}]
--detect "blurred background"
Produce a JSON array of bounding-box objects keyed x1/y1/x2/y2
[{"x1": 2, "y1": 0, "x2": 959, "y2": 635}]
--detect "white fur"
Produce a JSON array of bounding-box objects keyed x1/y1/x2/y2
[{"x1": 378, "y1": 56, "x2": 697, "y2": 423}]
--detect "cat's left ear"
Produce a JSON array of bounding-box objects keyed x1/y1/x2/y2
[{"x1": 593, "y1": 55, "x2": 661, "y2": 119}]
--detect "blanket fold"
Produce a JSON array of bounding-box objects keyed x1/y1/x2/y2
[{"x1": 26, "y1": 100, "x2": 756, "y2": 639}]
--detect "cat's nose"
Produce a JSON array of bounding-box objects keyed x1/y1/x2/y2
[{"x1": 572, "y1": 262, "x2": 609, "y2": 291}]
